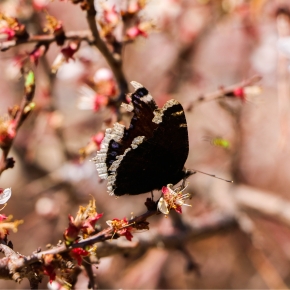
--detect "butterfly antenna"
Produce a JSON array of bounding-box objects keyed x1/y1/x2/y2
[
  {"x1": 190, "y1": 169, "x2": 233, "y2": 183},
  {"x1": 0, "y1": 203, "x2": 7, "y2": 211}
]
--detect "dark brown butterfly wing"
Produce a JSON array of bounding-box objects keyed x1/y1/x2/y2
[{"x1": 93, "y1": 82, "x2": 189, "y2": 196}]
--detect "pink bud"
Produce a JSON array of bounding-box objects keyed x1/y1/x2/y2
[
  {"x1": 233, "y1": 87, "x2": 245, "y2": 101},
  {"x1": 104, "y1": 5, "x2": 119, "y2": 25},
  {"x1": 126, "y1": 25, "x2": 147, "y2": 39},
  {"x1": 91, "y1": 132, "x2": 104, "y2": 149},
  {"x1": 93, "y1": 94, "x2": 108, "y2": 111},
  {"x1": 61, "y1": 42, "x2": 80, "y2": 62}
]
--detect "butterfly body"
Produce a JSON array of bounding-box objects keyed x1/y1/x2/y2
[{"x1": 93, "y1": 82, "x2": 189, "y2": 196}]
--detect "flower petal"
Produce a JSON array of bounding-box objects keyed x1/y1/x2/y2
[
  {"x1": 0, "y1": 188, "x2": 11, "y2": 204},
  {"x1": 124, "y1": 230, "x2": 133, "y2": 241},
  {"x1": 175, "y1": 206, "x2": 182, "y2": 214},
  {"x1": 158, "y1": 197, "x2": 169, "y2": 215},
  {"x1": 161, "y1": 186, "x2": 170, "y2": 195}
]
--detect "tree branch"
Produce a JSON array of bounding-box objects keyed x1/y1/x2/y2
[
  {"x1": 0, "y1": 30, "x2": 93, "y2": 51},
  {"x1": 86, "y1": 0, "x2": 128, "y2": 101},
  {"x1": 0, "y1": 210, "x2": 236, "y2": 283},
  {"x1": 95, "y1": 211, "x2": 237, "y2": 258},
  {"x1": 0, "y1": 71, "x2": 36, "y2": 175}
]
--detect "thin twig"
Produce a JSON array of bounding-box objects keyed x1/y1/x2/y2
[
  {"x1": 186, "y1": 75, "x2": 261, "y2": 110},
  {"x1": 0, "y1": 30, "x2": 93, "y2": 51}
]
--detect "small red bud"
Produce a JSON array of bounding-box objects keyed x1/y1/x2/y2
[{"x1": 233, "y1": 87, "x2": 245, "y2": 101}]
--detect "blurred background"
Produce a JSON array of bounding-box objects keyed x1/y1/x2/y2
[{"x1": 1, "y1": 0, "x2": 290, "y2": 288}]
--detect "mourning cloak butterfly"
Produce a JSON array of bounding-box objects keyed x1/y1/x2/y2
[{"x1": 93, "y1": 81, "x2": 189, "y2": 196}]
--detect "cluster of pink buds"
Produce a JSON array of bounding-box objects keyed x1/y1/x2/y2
[
  {"x1": 98, "y1": 4, "x2": 120, "y2": 39},
  {"x1": 158, "y1": 184, "x2": 191, "y2": 215},
  {"x1": 126, "y1": 22, "x2": 151, "y2": 40},
  {"x1": 77, "y1": 69, "x2": 118, "y2": 159},
  {"x1": 44, "y1": 14, "x2": 65, "y2": 44},
  {"x1": 106, "y1": 217, "x2": 134, "y2": 241},
  {"x1": 77, "y1": 68, "x2": 117, "y2": 112},
  {"x1": 7, "y1": 46, "x2": 46, "y2": 74},
  {"x1": 0, "y1": 13, "x2": 28, "y2": 41},
  {"x1": 63, "y1": 199, "x2": 103, "y2": 246},
  {"x1": 104, "y1": 5, "x2": 119, "y2": 26},
  {"x1": 51, "y1": 41, "x2": 81, "y2": 73},
  {"x1": 97, "y1": 2, "x2": 150, "y2": 41},
  {"x1": 122, "y1": 1, "x2": 152, "y2": 41}
]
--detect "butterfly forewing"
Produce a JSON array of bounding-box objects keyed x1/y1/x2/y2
[
  {"x1": 105, "y1": 87, "x2": 158, "y2": 170},
  {"x1": 113, "y1": 102, "x2": 188, "y2": 195}
]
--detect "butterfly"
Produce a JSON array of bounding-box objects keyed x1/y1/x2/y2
[{"x1": 93, "y1": 81, "x2": 189, "y2": 196}]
